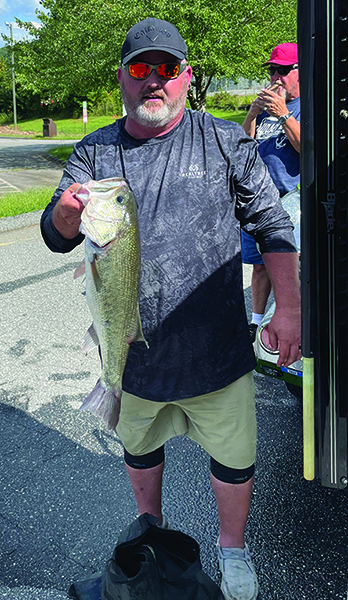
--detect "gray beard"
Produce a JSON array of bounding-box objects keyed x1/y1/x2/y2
[
  {"x1": 121, "y1": 82, "x2": 187, "y2": 128},
  {"x1": 131, "y1": 102, "x2": 174, "y2": 127}
]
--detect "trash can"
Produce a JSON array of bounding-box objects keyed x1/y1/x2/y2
[{"x1": 43, "y1": 118, "x2": 57, "y2": 137}]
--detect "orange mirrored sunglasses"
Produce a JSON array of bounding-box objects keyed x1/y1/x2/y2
[{"x1": 122, "y1": 61, "x2": 187, "y2": 80}]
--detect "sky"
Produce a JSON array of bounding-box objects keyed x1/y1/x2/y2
[{"x1": 0, "y1": 0, "x2": 44, "y2": 47}]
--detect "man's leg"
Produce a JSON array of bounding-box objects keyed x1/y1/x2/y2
[
  {"x1": 211, "y1": 473, "x2": 258, "y2": 600},
  {"x1": 125, "y1": 461, "x2": 164, "y2": 524},
  {"x1": 241, "y1": 230, "x2": 269, "y2": 344},
  {"x1": 205, "y1": 373, "x2": 258, "y2": 599},
  {"x1": 210, "y1": 474, "x2": 253, "y2": 548}
]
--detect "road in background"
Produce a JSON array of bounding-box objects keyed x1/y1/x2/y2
[{"x1": 0, "y1": 138, "x2": 77, "y2": 194}]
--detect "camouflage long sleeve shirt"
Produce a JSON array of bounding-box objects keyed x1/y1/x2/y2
[{"x1": 41, "y1": 109, "x2": 297, "y2": 402}]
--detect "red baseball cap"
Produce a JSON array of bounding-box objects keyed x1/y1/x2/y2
[{"x1": 261, "y1": 43, "x2": 298, "y2": 67}]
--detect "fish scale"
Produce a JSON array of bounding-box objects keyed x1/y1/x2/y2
[{"x1": 86, "y1": 229, "x2": 140, "y2": 389}]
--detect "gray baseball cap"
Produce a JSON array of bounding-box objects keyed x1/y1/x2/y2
[{"x1": 121, "y1": 18, "x2": 187, "y2": 64}]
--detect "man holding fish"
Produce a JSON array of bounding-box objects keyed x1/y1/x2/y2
[
  {"x1": 41, "y1": 19, "x2": 301, "y2": 600},
  {"x1": 242, "y1": 43, "x2": 301, "y2": 344}
]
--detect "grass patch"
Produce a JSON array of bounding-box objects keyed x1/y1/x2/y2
[
  {"x1": 0, "y1": 187, "x2": 55, "y2": 218},
  {"x1": 5, "y1": 115, "x2": 118, "y2": 139},
  {"x1": 6, "y1": 110, "x2": 246, "y2": 139},
  {"x1": 48, "y1": 145, "x2": 75, "y2": 162},
  {"x1": 208, "y1": 109, "x2": 247, "y2": 125}
]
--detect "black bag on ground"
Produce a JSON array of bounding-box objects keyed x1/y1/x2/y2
[
  {"x1": 68, "y1": 573, "x2": 102, "y2": 600},
  {"x1": 101, "y1": 513, "x2": 224, "y2": 600}
]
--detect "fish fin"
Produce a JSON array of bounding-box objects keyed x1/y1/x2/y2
[
  {"x1": 82, "y1": 323, "x2": 100, "y2": 353},
  {"x1": 91, "y1": 258, "x2": 102, "y2": 292},
  {"x1": 79, "y1": 380, "x2": 121, "y2": 430},
  {"x1": 73, "y1": 260, "x2": 86, "y2": 279},
  {"x1": 127, "y1": 306, "x2": 149, "y2": 348}
]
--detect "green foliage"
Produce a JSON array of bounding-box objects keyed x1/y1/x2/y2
[
  {"x1": 140, "y1": 0, "x2": 297, "y2": 108},
  {"x1": 0, "y1": 47, "x2": 10, "y2": 63},
  {"x1": 75, "y1": 88, "x2": 123, "y2": 118},
  {"x1": 0, "y1": 56, "x2": 9, "y2": 83},
  {"x1": 206, "y1": 92, "x2": 237, "y2": 110},
  {"x1": 11, "y1": 0, "x2": 137, "y2": 103},
  {"x1": 0, "y1": 112, "x2": 11, "y2": 125},
  {"x1": 0, "y1": 44, "x2": 42, "y2": 120},
  {"x1": 233, "y1": 95, "x2": 257, "y2": 109},
  {"x1": 4, "y1": 0, "x2": 297, "y2": 113},
  {"x1": 206, "y1": 92, "x2": 257, "y2": 111},
  {"x1": 92, "y1": 89, "x2": 123, "y2": 118},
  {"x1": 0, "y1": 53, "x2": 12, "y2": 115}
]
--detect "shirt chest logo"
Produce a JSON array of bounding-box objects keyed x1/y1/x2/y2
[{"x1": 181, "y1": 164, "x2": 207, "y2": 179}]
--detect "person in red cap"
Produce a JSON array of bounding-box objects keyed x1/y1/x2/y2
[{"x1": 242, "y1": 43, "x2": 300, "y2": 343}]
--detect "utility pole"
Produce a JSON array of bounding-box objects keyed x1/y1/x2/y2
[{"x1": 5, "y1": 22, "x2": 17, "y2": 130}]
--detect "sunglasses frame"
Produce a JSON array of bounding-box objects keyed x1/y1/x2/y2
[
  {"x1": 122, "y1": 61, "x2": 187, "y2": 80},
  {"x1": 267, "y1": 63, "x2": 298, "y2": 77}
]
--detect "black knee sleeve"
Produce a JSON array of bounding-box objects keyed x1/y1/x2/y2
[
  {"x1": 124, "y1": 446, "x2": 165, "y2": 469},
  {"x1": 210, "y1": 457, "x2": 255, "y2": 484}
]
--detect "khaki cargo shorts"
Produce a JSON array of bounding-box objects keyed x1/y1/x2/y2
[{"x1": 116, "y1": 371, "x2": 256, "y2": 469}]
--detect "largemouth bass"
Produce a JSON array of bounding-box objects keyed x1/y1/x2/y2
[{"x1": 75, "y1": 177, "x2": 146, "y2": 429}]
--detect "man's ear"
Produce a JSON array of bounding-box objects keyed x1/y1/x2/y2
[
  {"x1": 117, "y1": 67, "x2": 122, "y2": 83},
  {"x1": 186, "y1": 65, "x2": 193, "y2": 89}
]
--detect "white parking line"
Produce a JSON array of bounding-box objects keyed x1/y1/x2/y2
[{"x1": 0, "y1": 177, "x2": 20, "y2": 195}]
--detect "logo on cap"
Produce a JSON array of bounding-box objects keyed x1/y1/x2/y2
[{"x1": 134, "y1": 25, "x2": 172, "y2": 41}]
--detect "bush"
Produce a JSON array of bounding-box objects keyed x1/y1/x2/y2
[
  {"x1": 231, "y1": 95, "x2": 257, "y2": 110},
  {"x1": 206, "y1": 91, "x2": 236, "y2": 111},
  {"x1": 0, "y1": 112, "x2": 12, "y2": 125},
  {"x1": 206, "y1": 92, "x2": 257, "y2": 111},
  {"x1": 72, "y1": 88, "x2": 123, "y2": 119}
]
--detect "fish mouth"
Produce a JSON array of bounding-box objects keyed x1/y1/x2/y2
[
  {"x1": 91, "y1": 239, "x2": 113, "y2": 250},
  {"x1": 89, "y1": 228, "x2": 126, "y2": 251}
]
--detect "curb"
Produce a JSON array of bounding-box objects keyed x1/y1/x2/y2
[
  {"x1": 0, "y1": 153, "x2": 68, "y2": 234},
  {"x1": 45, "y1": 154, "x2": 67, "y2": 167},
  {"x1": 0, "y1": 210, "x2": 43, "y2": 233}
]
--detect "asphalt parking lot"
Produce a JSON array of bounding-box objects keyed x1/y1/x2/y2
[{"x1": 0, "y1": 137, "x2": 78, "y2": 195}]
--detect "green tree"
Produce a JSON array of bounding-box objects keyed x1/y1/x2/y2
[
  {"x1": 0, "y1": 56, "x2": 9, "y2": 86},
  {"x1": 6, "y1": 0, "x2": 297, "y2": 112},
  {"x1": 5, "y1": 1, "x2": 139, "y2": 110},
  {"x1": 0, "y1": 48, "x2": 13, "y2": 115},
  {"x1": 153, "y1": 0, "x2": 297, "y2": 110}
]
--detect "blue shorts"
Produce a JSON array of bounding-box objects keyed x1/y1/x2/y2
[{"x1": 241, "y1": 230, "x2": 264, "y2": 265}]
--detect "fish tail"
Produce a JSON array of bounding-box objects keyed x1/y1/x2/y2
[{"x1": 80, "y1": 380, "x2": 121, "y2": 430}]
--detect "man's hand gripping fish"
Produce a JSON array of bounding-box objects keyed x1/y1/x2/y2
[{"x1": 74, "y1": 177, "x2": 147, "y2": 430}]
